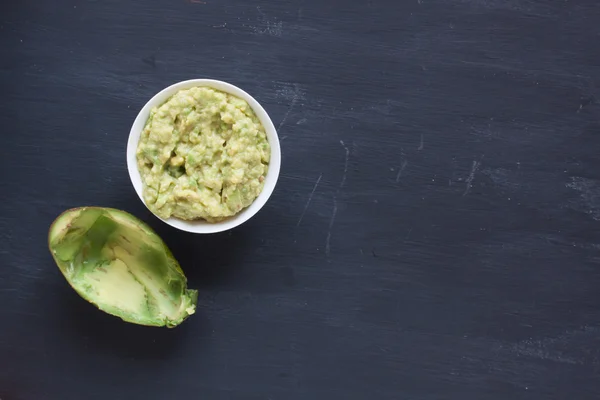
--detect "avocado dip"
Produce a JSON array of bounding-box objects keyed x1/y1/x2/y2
[{"x1": 136, "y1": 86, "x2": 270, "y2": 222}]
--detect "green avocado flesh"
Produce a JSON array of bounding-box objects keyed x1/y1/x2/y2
[{"x1": 48, "y1": 207, "x2": 198, "y2": 327}]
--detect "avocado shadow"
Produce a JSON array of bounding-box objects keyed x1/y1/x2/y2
[
  {"x1": 48, "y1": 192, "x2": 253, "y2": 359},
  {"x1": 55, "y1": 284, "x2": 211, "y2": 360}
]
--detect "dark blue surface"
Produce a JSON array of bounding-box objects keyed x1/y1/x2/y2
[{"x1": 2, "y1": 0, "x2": 600, "y2": 399}]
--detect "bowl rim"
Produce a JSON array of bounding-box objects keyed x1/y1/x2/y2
[{"x1": 126, "y1": 79, "x2": 281, "y2": 234}]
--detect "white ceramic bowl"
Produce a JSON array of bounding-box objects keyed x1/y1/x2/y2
[{"x1": 127, "y1": 79, "x2": 281, "y2": 234}]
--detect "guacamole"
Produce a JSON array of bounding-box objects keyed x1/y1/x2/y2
[{"x1": 136, "y1": 86, "x2": 270, "y2": 222}]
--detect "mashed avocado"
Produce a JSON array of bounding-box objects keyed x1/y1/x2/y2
[{"x1": 136, "y1": 86, "x2": 270, "y2": 222}]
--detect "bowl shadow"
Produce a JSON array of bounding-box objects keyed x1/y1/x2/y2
[{"x1": 147, "y1": 211, "x2": 256, "y2": 290}]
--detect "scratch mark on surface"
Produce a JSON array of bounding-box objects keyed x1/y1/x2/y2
[
  {"x1": 252, "y1": 6, "x2": 283, "y2": 37},
  {"x1": 280, "y1": 135, "x2": 288, "y2": 141},
  {"x1": 511, "y1": 342, "x2": 579, "y2": 364},
  {"x1": 566, "y1": 177, "x2": 600, "y2": 220},
  {"x1": 459, "y1": 59, "x2": 588, "y2": 80},
  {"x1": 340, "y1": 140, "x2": 349, "y2": 189},
  {"x1": 297, "y1": 174, "x2": 322, "y2": 227},
  {"x1": 418, "y1": 134, "x2": 424, "y2": 150},
  {"x1": 505, "y1": 326, "x2": 600, "y2": 365},
  {"x1": 325, "y1": 200, "x2": 338, "y2": 256},
  {"x1": 395, "y1": 160, "x2": 408, "y2": 182},
  {"x1": 325, "y1": 141, "x2": 351, "y2": 257},
  {"x1": 16, "y1": 143, "x2": 41, "y2": 151},
  {"x1": 278, "y1": 96, "x2": 297, "y2": 131},
  {"x1": 463, "y1": 157, "x2": 483, "y2": 196},
  {"x1": 575, "y1": 93, "x2": 596, "y2": 113},
  {"x1": 277, "y1": 85, "x2": 303, "y2": 132}
]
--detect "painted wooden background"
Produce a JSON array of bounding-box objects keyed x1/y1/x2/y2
[{"x1": 2, "y1": 0, "x2": 600, "y2": 399}]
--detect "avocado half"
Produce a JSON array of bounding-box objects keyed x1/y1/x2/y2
[{"x1": 48, "y1": 207, "x2": 198, "y2": 328}]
